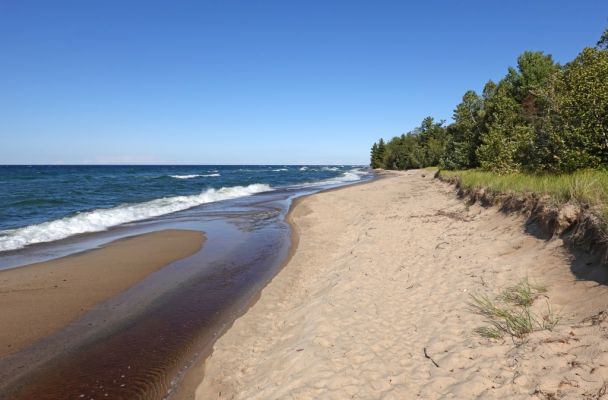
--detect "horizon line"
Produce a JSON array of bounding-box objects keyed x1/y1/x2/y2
[{"x1": 0, "y1": 163, "x2": 367, "y2": 167}]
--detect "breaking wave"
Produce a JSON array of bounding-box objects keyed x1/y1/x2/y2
[
  {"x1": 0, "y1": 183, "x2": 272, "y2": 251},
  {"x1": 170, "y1": 174, "x2": 201, "y2": 179},
  {"x1": 170, "y1": 173, "x2": 220, "y2": 179}
]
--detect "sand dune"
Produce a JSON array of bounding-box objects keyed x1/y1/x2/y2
[{"x1": 196, "y1": 170, "x2": 608, "y2": 399}]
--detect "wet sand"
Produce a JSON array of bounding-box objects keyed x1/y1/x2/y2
[
  {"x1": 196, "y1": 170, "x2": 608, "y2": 399},
  {"x1": 0, "y1": 229, "x2": 204, "y2": 357}
]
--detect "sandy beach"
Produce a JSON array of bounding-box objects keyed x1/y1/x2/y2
[
  {"x1": 196, "y1": 170, "x2": 608, "y2": 399},
  {"x1": 0, "y1": 229, "x2": 204, "y2": 357}
]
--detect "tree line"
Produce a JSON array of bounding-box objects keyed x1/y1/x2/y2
[{"x1": 370, "y1": 28, "x2": 608, "y2": 174}]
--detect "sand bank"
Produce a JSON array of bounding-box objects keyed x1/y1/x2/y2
[
  {"x1": 196, "y1": 170, "x2": 608, "y2": 399},
  {"x1": 0, "y1": 229, "x2": 204, "y2": 357}
]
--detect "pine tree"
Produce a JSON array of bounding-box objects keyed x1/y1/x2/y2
[
  {"x1": 370, "y1": 142, "x2": 379, "y2": 168},
  {"x1": 376, "y1": 139, "x2": 386, "y2": 168}
]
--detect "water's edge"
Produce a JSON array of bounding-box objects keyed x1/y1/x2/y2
[{"x1": 173, "y1": 177, "x2": 377, "y2": 399}]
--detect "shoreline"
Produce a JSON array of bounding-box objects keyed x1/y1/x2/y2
[
  {"x1": 175, "y1": 178, "x2": 379, "y2": 399},
  {"x1": 174, "y1": 176, "x2": 381, "y2": 399},
  {"x1": 195, "y1": 169, "x2": 608, "y2": 399},
  {"x1": 0, "y1": 229, "x2": 205, "y2": 358},
  {"x1": 173, "y1": 189, "x2": 312, "y2": 399}
]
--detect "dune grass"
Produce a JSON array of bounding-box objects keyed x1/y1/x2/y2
[
  {"x1": 470, "y1": 278, "x2": 559, "y2": 340},
  {"x1": 438, "y1": 169, "x2": 608, "y2": 219},
  {"x1": 500, "y1": 277, "x2": 547, "y2": 307}
]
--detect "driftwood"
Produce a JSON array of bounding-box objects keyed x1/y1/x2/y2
[{"x1": 424, "y1": 347, "x2": 440, "y2": 368}]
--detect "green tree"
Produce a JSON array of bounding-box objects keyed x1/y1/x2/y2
[
  {"x1": 441, "y1": 90, "x2": 483, "y2": 169},
  {"x1": 416, "y1": 117, "x2": 447, "y2": 166},
  {"x1": 597, "y1": 27, "x2": 608, "y2": 50},
  {"x1": 370, "y1": 139, "x2": 386, "y2": 168},
  {"x1": 370, "y1": 142, "x2": 379, "y2": 168},
  {"x1": 516, "y1": 52, "x2": 561, "y2": 171},
  {"x1": 556, "y1": 47, "x2": 608, "y2": 169},
  {"x1": 477, "y1": 80, "x2": 534, "y2": 173},
  {"x1": 523, "y1": 68, "x2": 564, "y2": 172},
  {"x1": 477, "y1": 51, "x2": 558, "y2": 173},
  {"x1": 387, "y1": 133, "x2": 425, "y2": 170},
  {"x1": 512, "y1": 51, "x2": 559, "y2": 104}
]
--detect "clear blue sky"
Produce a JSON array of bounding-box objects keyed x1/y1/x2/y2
[{"x1": 1, "y1": 1, "x2": 607, "y2": 165}]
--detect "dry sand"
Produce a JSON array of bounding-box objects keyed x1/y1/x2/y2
[
  {"x1": 196, "y1": 170, "x2": 608, "y2": 399},
  {"x1": 0, "y1": 229, "x2": 204, "y2": 357}
]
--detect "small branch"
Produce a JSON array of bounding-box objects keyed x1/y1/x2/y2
[
  {"x1": 424, "y1": 347, "x2": 440, "y2": 368},
  {"x1": 434, "y1": 241, "x2": 449, "y2": 250}
]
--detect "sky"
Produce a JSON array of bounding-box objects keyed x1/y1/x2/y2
[{"x1": 1, "y1": 1, "x2": 607, "y2": 165}]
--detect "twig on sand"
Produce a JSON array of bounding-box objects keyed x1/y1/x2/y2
[
  {"x1": 434, "y1": 241, "x2": 449, "y2": 250},
  {"x1": 424, "y1": 347, "x2": 440, "y2": 368}
]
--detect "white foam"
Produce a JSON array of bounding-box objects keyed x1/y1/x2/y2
[
  {"x1": 299, "y1": 166, "x2": 308, "y2": 171},
  {"x1": 0, "y1": 183, "x2": 272, "y2": 252},
  {"x1": 294, "y1": 168, "x2": 368, "y2": 188},
  {"x1": 170, "y1": 174, "x2": 201, "y2": 179},
  {"x1": 320, "y1": 168, "x2": 367, "y2": 184},
  {"x1": 272, "y1": 168, "x2": 289, "y2": 172},
  {"x1": 322, "y1": 166, "x2": 339, "y2": 171},
  {"x1": 170, "y1": 173, "x2": 220, "y2": 179}
]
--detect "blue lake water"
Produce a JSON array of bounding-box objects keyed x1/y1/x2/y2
[{"x1": 0, "y1": 165, "x2": 367, "y2": 252}]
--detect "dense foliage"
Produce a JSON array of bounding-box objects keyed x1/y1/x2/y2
[{"x1": 370, "y1": 29, "x2": 608, "y2": 174}]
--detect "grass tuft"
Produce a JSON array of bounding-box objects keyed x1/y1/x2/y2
[
  {"x1": 539, "y1": 300, "x2": 560, "y2": 331},
  {"x1": 500, "y1": 277, "x2": 547, "y2": 307},
  {"x1": 469, "y1": 293, "x2": 535, "y2": 338},
  {"x1": 474, "y1": 326, "x2": 503, "y2": 339},
  {"x1": 469, "y1": 278, "x2": 559, "y2": 340}
]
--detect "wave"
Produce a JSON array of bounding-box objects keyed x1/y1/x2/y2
[
  {"x1": 0, "y1": 183, "x2": 272, "y2": 252},
  {"x1": 170, "y1": 174, "x2": 201, "y2": 179},
  {"x1": 170, "y1": 173, "x2": 220, "y2": 179},
  {"x1": 321, "y1": 166, "x2": 339, "y2": 171},
  {"x1": 294, "y1": 168, "x2": 368, "y2": 188},
  {"x1": 299, "y1": 166, "x2": 308, "y2": 171},
  {"x1": 272, "y1": 168, "x2": 289, "y2": 172},
  {"x1": 321, "y1": 168, "x2": 367, "y2": 184}
]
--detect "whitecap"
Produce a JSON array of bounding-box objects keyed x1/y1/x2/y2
[
  {"x1": 0, "y1": 183, "x2": 272, "y2": 252},
  {"x1": 294, "y1": 168, "x2": 368, "y2": 188},
  {"x1": 170, "y1": 174, "x2": 201, "y2": 179}
]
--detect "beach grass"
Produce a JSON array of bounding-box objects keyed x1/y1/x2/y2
[
  {"x1": 469, "y1": 278, "x2": 559, "y2": 339},
  {"x1": 499, "y1": 277, "x2": 546, "y2": 307},
  {"x1": 470, "y1": 293, "x2": 535, "y2": 338},
  {"x1": 438, "y1": 169, "x2": 608, "y2": 220}
]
